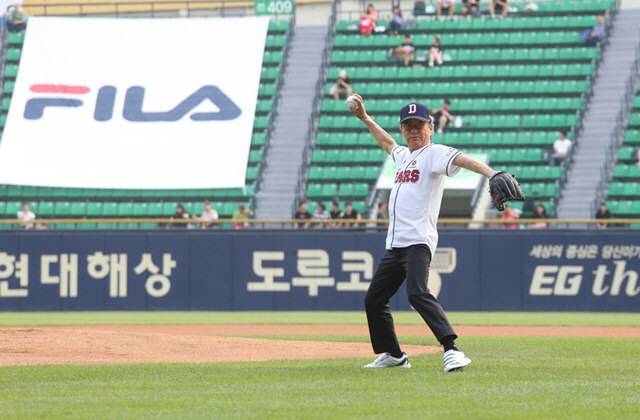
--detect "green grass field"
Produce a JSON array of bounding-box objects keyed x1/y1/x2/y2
[{"x1": 1, "y1": 312, "x2": 639, "y2": 419}]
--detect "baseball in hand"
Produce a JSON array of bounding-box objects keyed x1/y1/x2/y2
[{"x1": 346, "y1": 95, "x2": 359, "y2": 111}]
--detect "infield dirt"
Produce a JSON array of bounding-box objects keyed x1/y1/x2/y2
[{"x1": 1, "y1": 324, "x2": 637, "y2": 366}]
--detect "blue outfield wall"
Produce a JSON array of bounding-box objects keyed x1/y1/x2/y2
[{"x1": 0, "y1": 230, "x2": 639, "y2": 311}]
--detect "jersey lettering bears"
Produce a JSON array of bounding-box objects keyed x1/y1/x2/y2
[
  {"x1": 394, "y1": 169, "x2": 420, "y2": 184},
  {"x1": 386, "y1": 144, "x2": 462, "y2": 253}
]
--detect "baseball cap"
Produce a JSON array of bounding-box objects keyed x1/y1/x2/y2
[{"x1": 400, "y1": 102, "x2": 431, "y2": 123}]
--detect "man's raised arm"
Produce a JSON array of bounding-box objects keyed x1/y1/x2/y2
[{"x1": 347, "y1": 93, "x2": 397, "y2": 155}]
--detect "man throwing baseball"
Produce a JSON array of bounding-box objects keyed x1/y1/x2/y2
[{"x1": 347, "y1": 94, "x2": 524, "y2": 372}]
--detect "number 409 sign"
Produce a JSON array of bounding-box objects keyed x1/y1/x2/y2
[{"x1": 255, "y1": 0, "x2": 294, "y2": 15}]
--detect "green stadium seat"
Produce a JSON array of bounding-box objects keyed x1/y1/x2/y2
[
  {"x1": 338, "y1": 183, "x2": 354, "y2": 197},
  {"x1": 307, "y1": 183, "x2": 323, "y2": 198},
  {"x1": 268, "y1": 19, "x2": 290, "y2": 33},
  {"x1": 320, "y1": 183, "x2": 337, "y2": 198},
  {"x1": 5, "y1": 47, "x2": 20, "y2": 62},
  {"x1": 38, "y1": 201, "x2": 54, "y2": 216},
  {"x1": 117, "y1": 202, "x2": 134, "y2": 216},
  {"x1": 259, "y1": 83, "x2": 276, "y2": 97},
  {"x1": 252, "y1": 132, "x2": 266, "y2": 147},
  {"x1": 54, "y1": 201, "x2": 71, "y2": 217},
  {"x1": 253, "y1": 116, "x2": 269, "y2": 129},
  {"x1": 145, "y1": 202, "x2": 162, "y2": 216},
  {"x1": 7, "y1": 32, "x2": 25, "y2": 45},
  {"x1": 4, "y1": 201, "x2": 20, "y2": 216},
  {"x1": 86, "y1": 202, "x2": 102, "y2": 216},
  {"x1": 102, "y1": 202, "x2": 118, "y2": 216}
]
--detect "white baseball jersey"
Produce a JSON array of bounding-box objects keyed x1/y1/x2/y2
[{"x1": 385, "y1": 143, "x2": 462, "y2": 253}]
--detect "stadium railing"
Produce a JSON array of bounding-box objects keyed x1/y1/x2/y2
[{"x1": 2, "y1": 217, "x2": 639, "y2": 230}]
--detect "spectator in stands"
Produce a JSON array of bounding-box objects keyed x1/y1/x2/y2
[
  {"x1": 635, "y1": 148, "x2": 640, "y2": 166},
  {"x1": 359, "y1": 4, "x2": 377, "y2": 36},
  {"x1": 461, "y1": 0, "x2": 481, "y2": 17},
  {"x1": 395, "y1": 35, "x2": 415, "y2": 67},
  {"x1": 329, "y1": 201, "x2": 341, "y2": 227},
  {"x1": 595, "y1": 202, "x2": 612, "y2": 230},
  {"x1": 340, "y1": 201, "x2": 362, "y2": 228},
  {"x1": 5, "y1": 4, "x2": 26, "y2": 33},
  {"x1": 413, "y1": 1, "x2": 426, "y2": 15},
  {"x1": 528, "y1": 204, "x2": 549, "y2": 229},
  {"x1": 433, "y1": 99, "x2": 455, "y2": 134},
  {"x1": 375, "y1": 202, "x2": 387, "y2": 229},
  {"x1": 489, "y1": 0, "x2": 510, "y2": 18},
  {"x1": 312, "y1": 202, "x2": 331, "y2": 228},
  {"x1": 389, "y1": 6, "x2": 405, "y2": 35},
  {"x1": 366, "y1": 3, "x2": 378, "y2": 22},
  {"x1": 331, "y1": 69, "x2": 353, "y2": 100},
  {"x1": 499, "y1": 204, "x2": 519, "y2": 229},
  {"x1": 550, "y1": 130, "x2": 572, "y2": 166},
  {"x1": 293, "y1": 200, "x2": 312, "y2": 229},
  {"x1": 171, "y1": 204, "x2": 190, "y2": 229},
  {"x1": 16, "y1": 202, "x2": 35, "y2": 230},
  {"x1": 522, "y1": 197, "x2": 536, "y2": 217},
  {"x1": 200, "y1": 200, "x2": 219, "y2": 229},
  {"x1": 582, "y1": 16, "x2": 606, "y2": 45},
  {"x1": 428, "y1": 36, "x2": 444, "y2": 68},
  {"x1": 232, "y1": 205, "x2": 252, "y2": 229},
  {"x1": 436, "y1": 0, "x2": 455, "y2": 17}
]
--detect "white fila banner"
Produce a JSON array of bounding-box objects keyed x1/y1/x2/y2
[{"x1": 0, "y1": 16, "x2": 269, "y2": 189}]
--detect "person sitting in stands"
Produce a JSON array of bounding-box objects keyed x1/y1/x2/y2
[
  {"x1": 394, "y1": 34, "x2": 415, "y2": 67},
  {"x1": 5, "y1": 4, "x2": 26, "y2": 33},
  {"x1": 16, "y1": 202, "x2": 36, "y2": 230},
  {"x1": 528, "y1": 204, "x2": 549, "y2": 229},
  {"x1": 330, "y1": 69, "x2": 353, "y2": 100},
  {"x1": 461, "y1": 0, "x2": 481, "y2": 17},
  {"x1": 389, "y1": 6, "x2": 405, "y2": 34},
  {"x1": 549, "y1": 130, "x2": 572, "y2": 166},
  {"x1": 359, "y1": 4, "x2": 378, "y2": 35},
  {"x1": 293, "y1": 200, "x2": 312, "y2": 229},
  {"x1": 200, "y1": 200, "x2": 219, "y2": 229},
  {"x1": 582, "y1": 16, "x2": 606, "y2": 45},
  {"x1": 436, "y1": 0, "x2": 455, "y2": 17},
  {"x1": 499, "y1": 204, "x2": 519, "y2": 229},
  {"x1": 340, "y1": 201, "x2": 362, "y2": 228},
  {"x1": 489, "y1": 0, "x2": 510, "y2": 18},
  {"x1": 428, "y1": 36, "x2": 444, "y2": 68},
  {"x1": 232, "y1": 205, "x2": 252, "y2": 229},
  {"x1": 171, "y1": 204, "x2": 190, "y2": 229},
  {"x1": 433, "y1": 99, "x2": 455, "y2": 134},
  {"x1": 595, "y1": 202, "x2": 612, "y2": 230},
  {"x1": 312, "y1": 202, "x2": 331, "y2": 228}
]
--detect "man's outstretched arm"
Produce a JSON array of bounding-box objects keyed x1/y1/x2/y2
[{"x1": 452, "y1": 153, "x2": 495, "y2": 177}]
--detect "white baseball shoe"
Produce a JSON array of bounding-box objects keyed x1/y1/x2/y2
[
  {"x1": 363, "y1": 352, "x2": 411, "y2": 368},
  {"x1": 443, "y1": 349, "x2": 472, "y2": 372}
]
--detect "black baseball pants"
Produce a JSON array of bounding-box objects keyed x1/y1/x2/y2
[{"x1": 364, "y1": 244, "x2": 457, "y2": 355}]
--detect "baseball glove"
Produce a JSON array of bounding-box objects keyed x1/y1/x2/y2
[{"x1": 489, "y1": 171, "x2": 525, "y2": 211}]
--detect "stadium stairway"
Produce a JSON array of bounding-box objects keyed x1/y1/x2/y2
[
  {"x1": 557, "y1": 7, "x2": 640, "y2": 220},
  {"x1": 255, "y1": 25, "x2": 329, "y2": 219}
]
